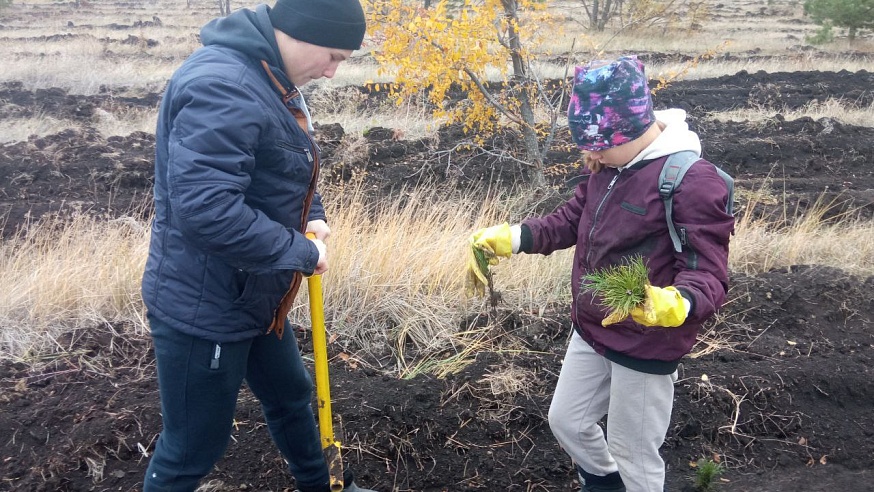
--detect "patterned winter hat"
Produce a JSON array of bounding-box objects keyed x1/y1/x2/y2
[{"x1": 567, "y1": 56, "x2": 656, "y2": 151}]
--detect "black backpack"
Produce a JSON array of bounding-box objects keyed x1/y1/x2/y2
[{"x1": 659, "y1": 151, "x2": 735, "y2": 253}]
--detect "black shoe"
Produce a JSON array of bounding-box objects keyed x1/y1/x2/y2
[{"x1": 577, "y1": 466, "x2": 626, "y2": 492}]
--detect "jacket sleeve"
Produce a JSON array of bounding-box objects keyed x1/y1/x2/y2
[
  {"x1": 166, "y1": 76, "x2": 319, "y2": 275},
  {"x1": 521, "y1": 178, "x2": 588, "y2": 255},
  {"x1": 672, "y1": 161, "x2": 735, "y2": 323},
  {"x1": 308, "y1": 191, "x2": 327, "y2": 223}
]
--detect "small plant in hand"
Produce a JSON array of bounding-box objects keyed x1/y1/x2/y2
[
  {"x1": 582, "y1": 255, "x2": 649, "y2": 323},
  {"x1": 473, "y1": 247, "x2": 491, "y2": 279},
  {"x1": 473, "y1": 247, "x2": 502, "y2": 310},
  {"x1": 692, "y1": 457, "x2": 725, "y2": 491}
]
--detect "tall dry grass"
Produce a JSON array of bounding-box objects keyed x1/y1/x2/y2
[
  {"x1": 730, "y1": 194, "x2": 874, "y2": 275},
  {"x1": 284, "y1": 183, "x2": 573, "y2": 374},
  {"x1": 0, "y1": 184, "x2": 573, "y2": 371},
  {"x1": 2, "y1": 185, "x2": 871, "y2": 373},
  {"x1": 0, "y1": 214, "x2": 150, "y2": 362},
  {"x1": 709, "y1": 98, "x2": 874, "y2": 128}
]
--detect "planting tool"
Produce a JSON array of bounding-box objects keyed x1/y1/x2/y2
[{"x1": 306, "y1": 232, "x2": 344, "y2": 492}]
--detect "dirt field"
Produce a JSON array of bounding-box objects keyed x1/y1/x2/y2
[
  {"x1": 2, "y1": 1, "x2": 874, "y2": 491},
  {"x1": 2, "y1": 67, "x2": 874, "y2": 491}
]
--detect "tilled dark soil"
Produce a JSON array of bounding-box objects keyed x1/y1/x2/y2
[
  {"x1": 1, "y1": 70, "x2": 873, "y2": 492},
  {"x1": 1, "y1": 267, "x2": 872, "y2": 492},
  {"x1": 2, "y1": 69, "x2": 873, "y2": 236}
]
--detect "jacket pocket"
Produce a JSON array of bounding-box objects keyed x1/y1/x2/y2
[
  {"x1": 620, "y1": 201, "x2": 646, "y2": 215},
  {"x1": 232, "y1": 270, "x2": 293, "y2": 307},
  {"x1": 276, "y1": 140, "x2": 312, "y2": 156},
  {"x1": 252, "y1": 138, "x2": 313, "y2": 184}
]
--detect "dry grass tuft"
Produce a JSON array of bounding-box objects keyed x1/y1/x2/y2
[
  {"x1": 328, "y1": 134, "x2": 372, "y2": 168},
  {"x1": 300, "y1": 183, "x2": 567, "y2": 375},
  {"x1": 0, "y1": 213, "x2": 150, "y2": 361},
  {"x1": 731, "y1": 193, "x2": 874, "y2": 276},
  {"x1": 480, "y1": 364, "x2": 534, "y2": 398},
  {"x1": 0, "y1": 114, "x2": 79, "y2": 144},
  {"x1": 709, "y1": 98, "x2": 874, "y2": 128},
  {"x1": 689, "y1": 295, "x2": 754, "y2": 359},
  {"x1": 307, "y1": 83, "x2": 439, "y2": 139}
]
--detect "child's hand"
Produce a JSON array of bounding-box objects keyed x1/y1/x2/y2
[
  {"x1": 630, "y1": 285, "x2": 688, "y2": 327},
  {"x1": 470, "y1": 223, "x2": 514, "y2": 259},
  {"x1": 465, "y1": 223, "x2": 514, "y2": 297},
  {"x1": 465, "y1": 247, "x2": 489, "y2": 297}
]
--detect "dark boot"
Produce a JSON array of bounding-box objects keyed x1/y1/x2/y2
[{"x1": 577, "y1": 465, "x2": 627, "y2": 492}]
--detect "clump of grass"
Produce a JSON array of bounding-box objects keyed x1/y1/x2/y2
[
  {"x1": 693, "y1": 457, "x2": 725, "y2": 491},
  {"x1": 581, "y1": 256, "x2": 649, "y2": 322}
]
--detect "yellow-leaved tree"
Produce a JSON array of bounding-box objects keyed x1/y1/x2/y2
[{"x1": 364, "y1": 0, "x2": 562, "y2": 187}]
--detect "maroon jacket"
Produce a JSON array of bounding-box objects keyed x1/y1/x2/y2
[{"x1": 522, "y1": 155, "x2": 734, "y2": 373}]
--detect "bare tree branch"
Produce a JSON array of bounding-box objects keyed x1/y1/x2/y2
[{"x1": 462, "y1": 67, "x2": 522, "y2": 125}]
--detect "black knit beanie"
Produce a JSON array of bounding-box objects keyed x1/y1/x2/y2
[{"x1": 269, "y1": 0, "x2": 366, "y2": 51}]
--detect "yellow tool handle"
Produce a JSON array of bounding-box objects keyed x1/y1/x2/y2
[{"x1": 306, "y1": 232, "x2": 344, "y2": 492}]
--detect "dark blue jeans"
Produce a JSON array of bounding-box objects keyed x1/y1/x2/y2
[{"x1": 144, "y1": 314, "x2": 329, "y2": 491}]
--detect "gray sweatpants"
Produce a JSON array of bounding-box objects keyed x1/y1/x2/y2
[{"x1": 548, "y1": 331, "x2": 676, "y2": 492}]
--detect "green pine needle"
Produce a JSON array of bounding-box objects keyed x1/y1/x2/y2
[
  {"x1": 473, "y1": 247, "x2": 490, "y2": 278},
  {"x1": 582, "y1": 256, "x2": 649, "y2": 317}
]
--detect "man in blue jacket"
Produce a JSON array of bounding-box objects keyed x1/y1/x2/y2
[{"x1": 141, "y1": 1, "x2": 375, "y2": 491}]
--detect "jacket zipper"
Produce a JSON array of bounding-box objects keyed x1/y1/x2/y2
[
  {"x1": 282, "y1": 93, "x2": 318, "y2": 168},
  {"x1": 584, "y1": 169, "x2": 623, "y2": 268},
  {"x1": 277, "y1": 141, "x2": 314, "y2": 163},
  {"x1": 259, "y1": 59, "x2": 318, "y2": 169}
]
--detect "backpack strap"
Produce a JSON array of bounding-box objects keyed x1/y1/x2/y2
[
  {"x1": 659, "y1": 151, "x2": 700, "y2": 253},
  {"x1": 717, "y1": 167, "x2": 736, "y2": 217}
]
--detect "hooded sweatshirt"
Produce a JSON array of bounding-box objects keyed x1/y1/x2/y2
[
  {"x1": 142, "y1": 5, "x2": 325, "y2": 342},
  {"x1": 522, "y1": 110, "x2": 735, "y2": 374}
]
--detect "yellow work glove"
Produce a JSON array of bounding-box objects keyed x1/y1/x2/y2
[
  {"x1": 465, "y1": 223, "x2": 513, "y2": 297},
  {"x1": 602, "y1": 285, "x2": 688, "y2": 328},
  {"x1": 471, "y1": 222, "x2": 514, "y2": 258},
  {"x1": 631, "y1": 285, "x2": 687, "y2": 327}
]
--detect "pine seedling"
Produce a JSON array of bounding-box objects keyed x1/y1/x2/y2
[
  {"x1": 473, "y1": 247, "x2": 491, "y2": 279},
  {"x1": 693, "y1": 457, "x2": 725, "y2": 491},
  {"x1": 470, "y1": 246, "x2": 502, "y2": 312},
  {"x1": 582, "y1": 255, "x2": 649, "y2": 322}
]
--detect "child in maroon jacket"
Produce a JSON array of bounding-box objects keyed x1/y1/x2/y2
[{"x1": 467, "y1": 56, "x2": 734, "y2": 492}]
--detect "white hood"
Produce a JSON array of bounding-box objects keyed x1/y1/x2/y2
[{"x1": 624, "y1": 109, "x2": 702, "y2": 168}]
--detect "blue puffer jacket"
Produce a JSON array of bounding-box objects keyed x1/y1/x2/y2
[{"x1": 142, "y1": 5, "x2": 324, "y2": 342}]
